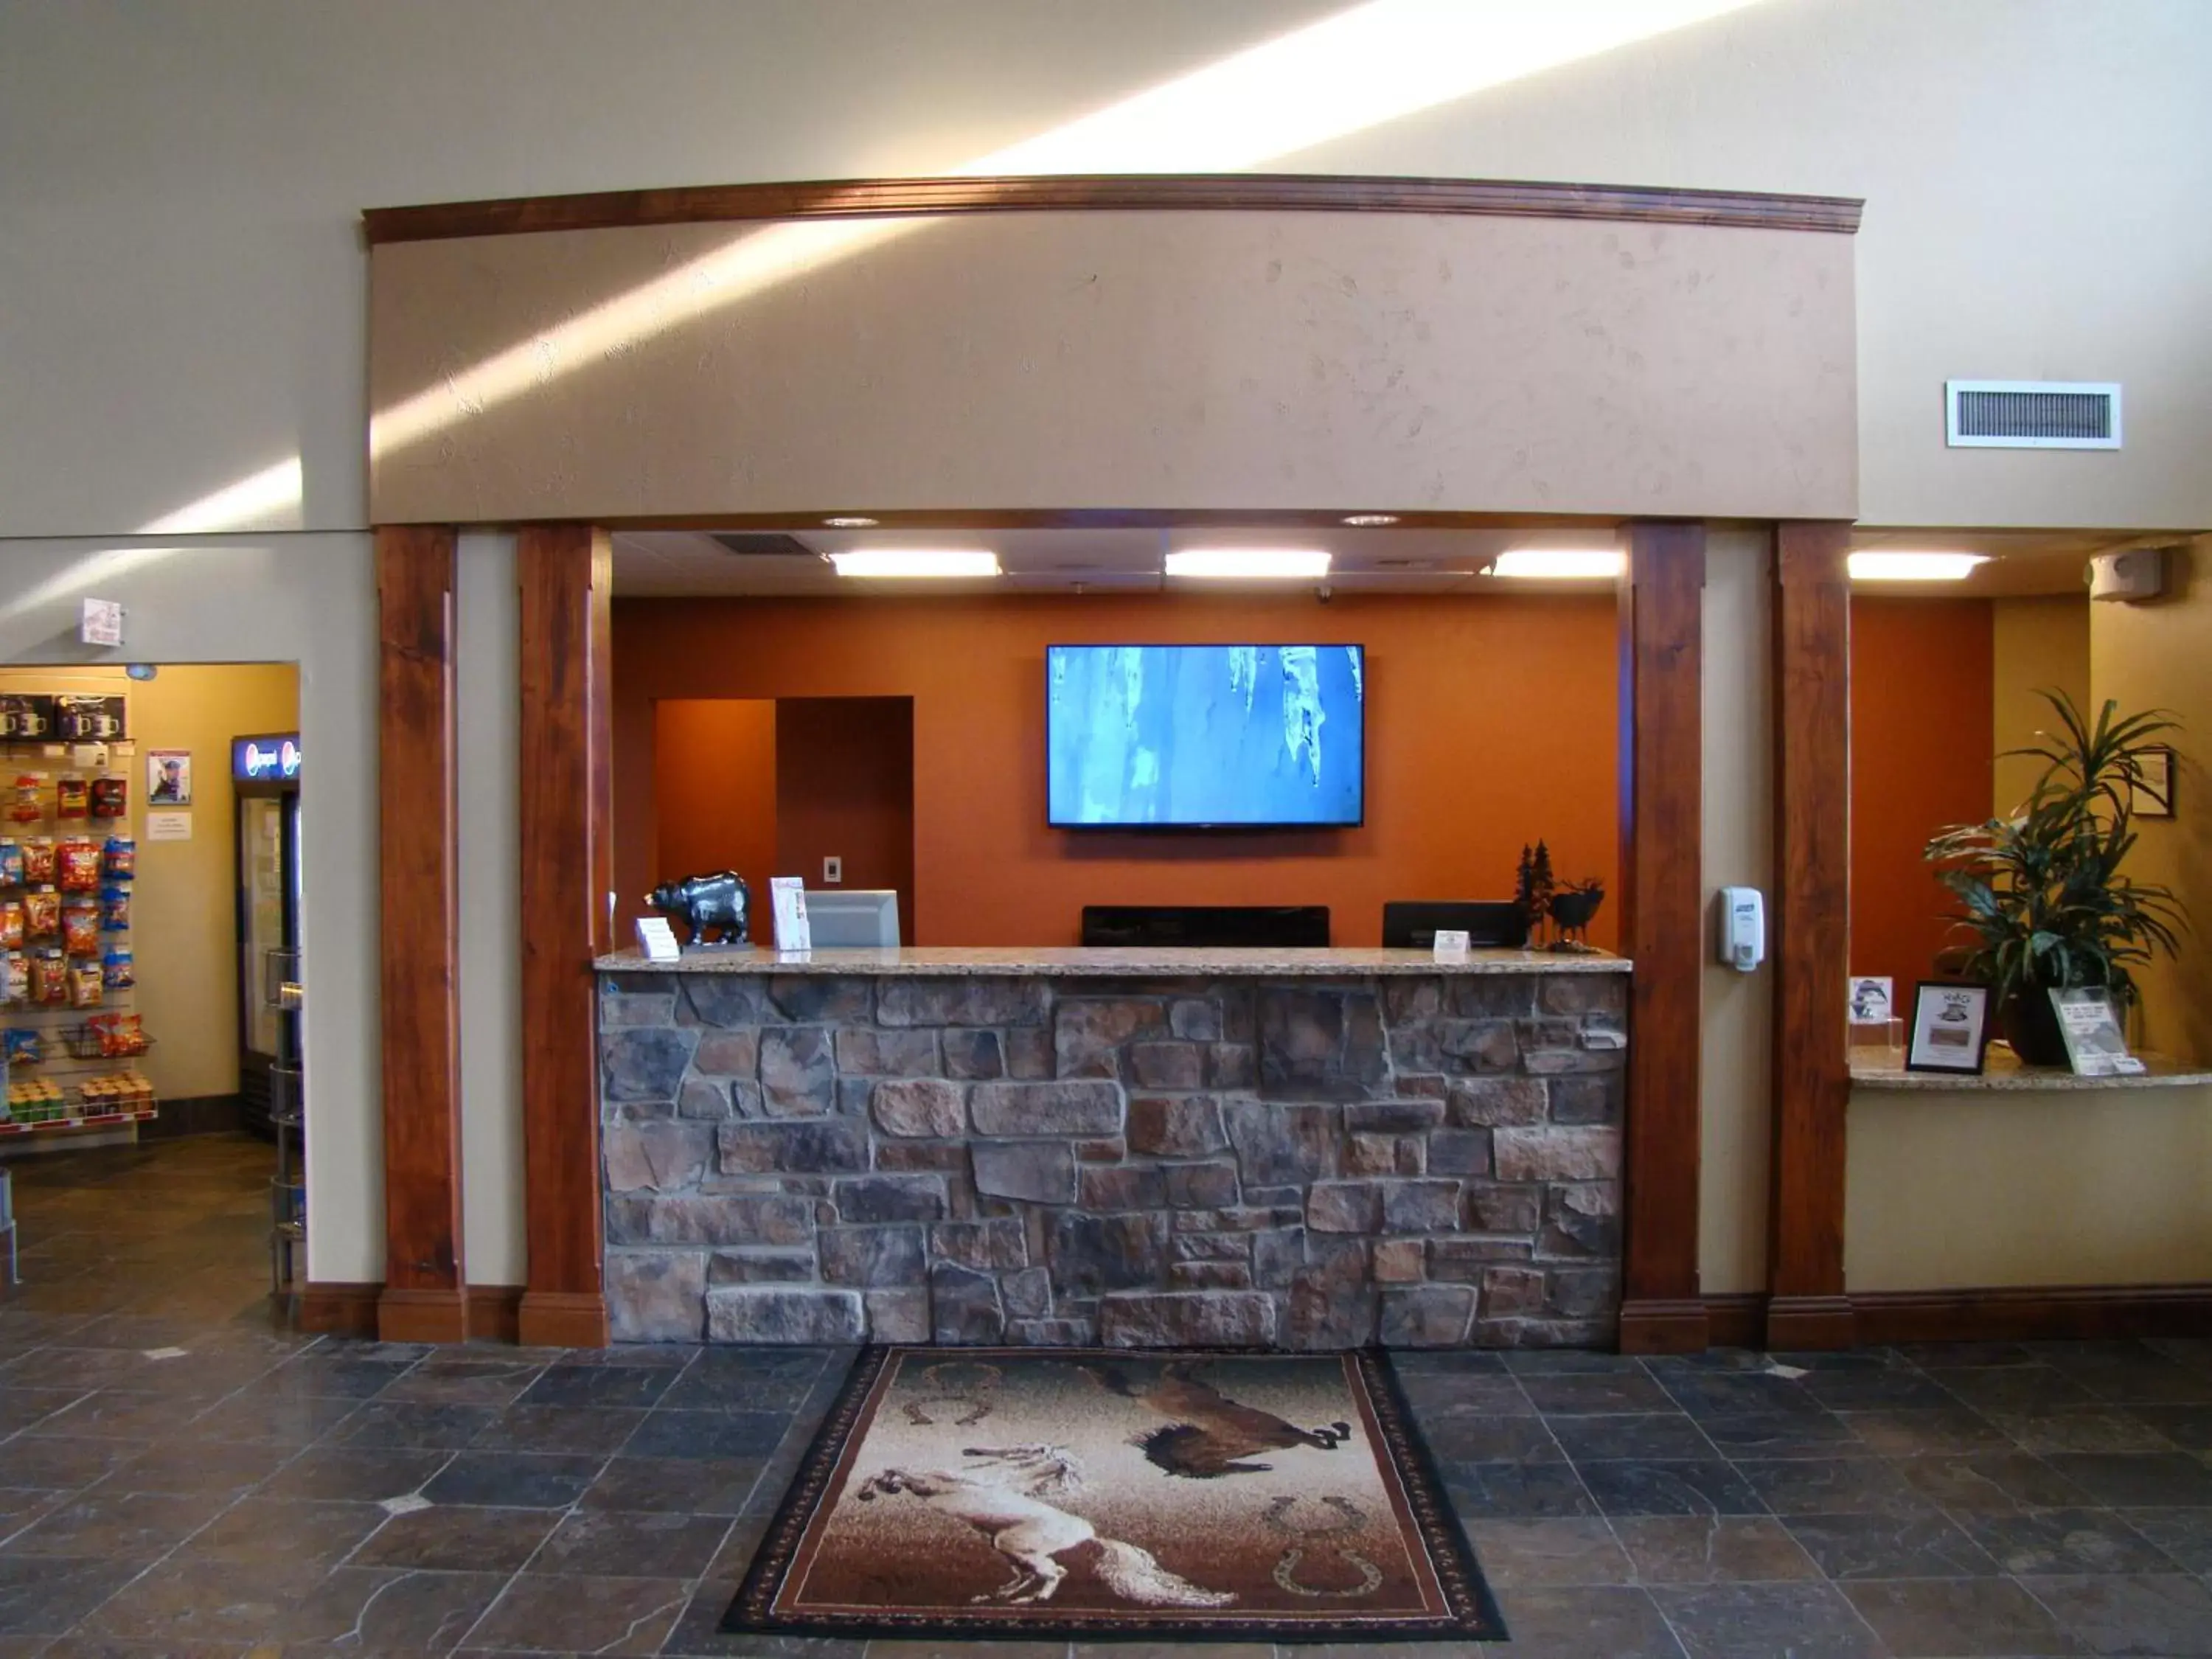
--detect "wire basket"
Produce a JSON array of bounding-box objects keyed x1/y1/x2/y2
[{"x1": 57, "y1": 1023, "x2": 155, "y2": 1061}]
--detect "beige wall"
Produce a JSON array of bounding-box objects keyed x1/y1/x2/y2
[
  {"x1": 2091, "y1": 537, "x2": 2212, "y2": 1065},
  {"x1": 1700, "y1": 529, "x2": 1774, "y2": 1295},
  {"x1": 1992, "y1": 597, "x2": 2090, "y2": 818},
  {"x1": 369, "y1": 210, "x2": 1857, "y2": 526},
  {"x1": 1846, "y1": 1083, "x2": 2212, "y2": 1289}
]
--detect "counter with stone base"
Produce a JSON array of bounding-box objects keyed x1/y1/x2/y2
[{"x1": 594, "y1": 946, "x2": 1630, "y2": 1351}]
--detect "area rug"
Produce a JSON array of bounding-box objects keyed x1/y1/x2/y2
[{"x1": 726, "y1": 1346, "x2": 1506, "y2": 1644}]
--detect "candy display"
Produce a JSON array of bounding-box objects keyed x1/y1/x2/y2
[
  {"x1": 8, "y1": 776, "x2": 43, "y2": 826},
  {"x1": 100, "y1": 883, "x2": 130, "y2": 931},
  {"x1": 22, "y1": 887, "x2": 58, "y2": 941},
  {"x1": 102, "y1": 835, "x2": 134, "y2": 879},
  {"x1": 62, "y1": 897, "x2": 99, "y2": 958},
  {"x1": 90, "y1": 776, "x2": 128, "y2": 819},
  {"x1": 21, "y1": 838, "x2": 53, "y2": 885},
  {"x1": 100, "y1": 945, "x2": 133, "y2": 990},
  {"x1": 54, "y1": 774, "x2": 87, "y2": 821},
  {"x1": 58, "y1": 838, "x2": 100, "y2": 894}
]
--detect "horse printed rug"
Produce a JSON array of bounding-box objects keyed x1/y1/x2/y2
[{"x1": 725, "y1": 1347, "x2": 1506, "y2": 1644}]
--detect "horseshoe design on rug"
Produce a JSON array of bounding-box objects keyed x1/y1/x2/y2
[
  {"x1": 900, "y1": 1360, "x2": 1003, "y2": 1427},
  {"x1": 1264, "y1": 1495, "x2": 1384, "y2": 1599}
]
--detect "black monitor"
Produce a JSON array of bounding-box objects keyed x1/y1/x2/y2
[
  {"x1": 1081, "y1": 905, "x2": 1330, "y2": 949},
  {"x1": 1382, "y1": 900, "x2": 1528, "y2": 950}
]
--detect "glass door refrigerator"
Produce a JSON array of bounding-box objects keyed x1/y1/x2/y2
[{"x1": 232, "y1": 733, "x2": 302, "y2": 1293}]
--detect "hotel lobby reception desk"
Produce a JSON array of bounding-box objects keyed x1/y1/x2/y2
[{"x1": 594, "y1": 947, "x2": 1631, "y2": 1349}]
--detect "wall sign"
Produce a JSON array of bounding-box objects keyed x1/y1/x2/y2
[
  {"x1": 232, "y1": 733, "x2": 302, "y2": 783},
  {"x1": 147, "y1": 749, "x2": 192, "y2": 806}
]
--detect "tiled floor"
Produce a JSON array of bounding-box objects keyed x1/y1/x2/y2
[{"x1": 4, "y1": 1138, "x2": 2212, "y2": 1655}]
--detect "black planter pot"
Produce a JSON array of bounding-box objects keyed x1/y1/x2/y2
[{"x1": 2000, "y1": 987, "x2": 2071, "y2": 1068}]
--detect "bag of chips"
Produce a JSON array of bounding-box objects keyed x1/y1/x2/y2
[
  {"x1": 63, "y1": 897, "x2": 100, "y2": 957},
  {"x1": 8, "y1": 776, "x2": 43, "y2": 826},
  {"x1": 23, "y1": 886, "x2": 59, "y2": 941},
  {"x1": 89, "y1": 776, "x2": 128, "y2": 820},
  {"x1": 31, "y1": 948, "x2": 68, "y2": 1004},
  {"x1": 68, "y1": 958, "x2": 104, "y2": 1008},
  {"x1": 0, "y1": 900, "x2": 20, "y2": 951},
  {"x1": 21, "y1": 838, "x2": 55, "y2": 885},
  {"x1": 102, "y1": 835, "x2": 135, "y2": 879},
  {"x1": 1, "y1": 952, "x2": 27, "y2": 1005},
  {"x1": 101, "y1": 945, "x2": 133, "y2": 990},
  {"x1": 54, "y1": 774, "x2": 88, "y2": 821},
  {"x1": 100, "y1": 883, "x2": 131, "y2": 931},
  {"x1": 3, "y1": 1028, "x2": 39, "y2": 1068},
  {"x1": 58, "y1": 838, "x2": 100, "y2": 894},
  {"x1": 0, "y1": 840, "x2": 21, "y2": 887}
]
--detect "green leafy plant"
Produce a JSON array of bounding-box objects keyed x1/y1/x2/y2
[{"x1": 1922, "y1": 691, "x2": 2184, "y2": 1028}]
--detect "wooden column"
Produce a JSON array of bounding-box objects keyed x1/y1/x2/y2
[
  {"x1": 376, "y1": 525, "x2": 468, "y2": 1342},
  {"x1": 517, "y1": 526, "x2": 615, "y2": 1348},
  {"x1": 1766, "y1": 521, "x2": 1857, "y2": 1348},
  {"x1": 1615, "y1": 521, "x2": 1710, "y2": 1354}
]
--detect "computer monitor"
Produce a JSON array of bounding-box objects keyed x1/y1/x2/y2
[
  {"x1": 1382, "y1": 900, "x2": 1528, "y2": 950},
  {"x1": 803, "y1": 889, "x2": 902, "y2": 948}
]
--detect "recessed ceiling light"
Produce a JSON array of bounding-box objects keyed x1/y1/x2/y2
[
  {"x1": 1166, "y1": 548, "x2": 1332, "y2": 580},
  {"x1": 828, "y1": 549, "x2": 999, "y2": 579},
  {"x1": 823, "y1": 515, "x2": 878, "y2": 529},
  {"x1": 1342, "y1": 513, "x2": 1399, "y2": 527},
  {"x1": 1485, "y1": 549, "x2": 1624, "y2": 580},
  {"x1": 1848, "y1": 552, "x2": 1989, "y2": 582}
]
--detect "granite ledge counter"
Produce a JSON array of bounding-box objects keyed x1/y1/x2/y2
[
  {"x1": 594, "y1": 945, "x2": 1630, "y2": 1353},
  {"x1": 594, "y1": 943, "x2": 1630, "y2": 976}
]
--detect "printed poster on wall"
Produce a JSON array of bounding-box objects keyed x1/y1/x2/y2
[{"x1": 146, "y1": 749, "x2": 192, "y2": 807}]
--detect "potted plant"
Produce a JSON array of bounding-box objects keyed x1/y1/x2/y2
[{"x1": 1922, "y1": 690, "x2": 2185, "y2": 1066}]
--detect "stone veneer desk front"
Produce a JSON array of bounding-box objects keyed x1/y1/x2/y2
[{"x1": 593, "y1": 945, "x2": 1631, "y2": 1350}]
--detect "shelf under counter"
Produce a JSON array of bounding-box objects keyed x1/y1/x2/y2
[{"x1": 594, "y1": 944, "x2": 1630, "y2": 978}]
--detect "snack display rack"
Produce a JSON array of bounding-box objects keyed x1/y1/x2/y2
[
  {"x1": 0, "y1": 706, "x2": 155, "y2": 1144},
  {"x1": 265, "y1": 947, "x2": 303, "y2": 1295}
]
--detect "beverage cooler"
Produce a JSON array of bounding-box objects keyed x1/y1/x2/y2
[{"x1": 232, "y1": 733, "x2": 305, "y2": 1292}]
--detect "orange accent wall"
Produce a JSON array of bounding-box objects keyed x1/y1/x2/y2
[
  {"x1": 1848, "y1": 597, "x2": 1994, "y2": 995},
  {"x1": 615, "y1": 594, "x2": 1620, "y2": 948},
  {"x1": 776, "y1": 698, "x2": 917, "y2": 947},
  {"x1": 651, "y1": 698, "x2": 777, "y2": 905}
]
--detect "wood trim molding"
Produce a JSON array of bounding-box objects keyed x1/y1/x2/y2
[
  {"x1": 467, "y1": 1284, "x2": 525, "y2": 1345},
  {"x1": 1616, "y1": 520, "x2": 1708, "y2": 1355},
  {"x1": 364, "y1": 173, "x2": 1865, "y2": 245},
  {"x1": 297, "y1": 1281, "x2": 382, "y2": 1339},
  {"x1": 376, "y1": 525, "x2": 467, "y2": 1346},
  {"x1": 1767, "y1": 521, "x2": 1855, "y2": 1349},
  {"x1": 516, "y1": 526, "x2": 614, "y2": 1351},
  {"x1": 1698, "y1": 1286, "x2": 2212, "y2": 1349}
]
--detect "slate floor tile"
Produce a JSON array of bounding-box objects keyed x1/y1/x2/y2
[
  {"x1": 1658, "y1": 1371, "x2": 1829, "y2": 1419},
  {"x1": 1416, "y1": 1412, "x2": 1564, "y2": 1464},
  {"x1": 1459, "y1": 1517, "x2": 1633, "y2": 1586},
  {"x1": 184, "y1": 1391, "x2": 364, "y2": 1445},
  {"x1": 1437, "y1": 1459, "x2": 1596, "y2": 1519},
  {"x1": 1692, "y1": 1411, "x2": 1865, "y2": 1458},
  {"x1": 1780, "y1": 1509, "x2": 2002, "y2": 1579},
  {"x1": 260, "y1": 1445, "x2": 455, "y2": 1504},
  {"x1": 1843, "y1": 1576, "x2": 2087, "y2": 1657},
  {"x1": 1, "y1": 1487, "x2": 231, "y2": 1563},
  {"x1": 80, "y1": 1557, "x2": 325, "y2": 1642},
  {"x1": 1735, "y1": 1456, "x2": 1935, "y2": 1516},
  {"x1": 1834, "y1": 1405, "x2": 2014, "y2": 1456},
  {"x1": 175, "y1": 1494, "x2": 388, "y2": 1568},
  {"x1": 1518, "y1": 1371, "x2": 1680, "y2": 1415},
  {"x1": 580, "y1": 1455, "x2": 766, "y2": 1517},
  {"x1": 1801, "y1": 1369, "x2": 1962, "y2": 1412},
  {"x1": 2043, "y1": 1451, "x2": 2212, "y2": 1508},
  {"x1": 1548, "y1": 1412, "x2": 1716, "y2": 1463},
  {"x1": 1578, "y1": 1459, "x2": 1767, "y2": 1518},
  {"x1": 0, "y1": 1554, "x2": 143, "y2": 1638},
  {"x1": 234, "y1": 1353, "x2": 413, "y2": 1401},
  {"x1": 420, "y1": 1451, "x2": 605, "y2": 1509},
  {"x1": 275, "y1": 1564, "x2": 509, "y2": 1650},
  {"x1": 526, "y1": 1507, "x2": 734, "y2": 1578},
  {"x1": 1486, "y1": 1583, "x2": 1688, "y2": 1658},
  {"x1": 2113, "y1": 1506, "x2": 2212, "y2": 1574},
  {"x1": 1929, "y1": 1366, "x2": 2101, "y2": 1413},
  {"x1": 1610, "y1": 1516, "x2": 1820, "y2": 1584},
  {"x1": 516, "y1": 1363, "x2": 678, "y2": 1411},
  {"x1": 658, "y1": 1350, "x2": 830, "y2": 1413},
  {"x1": 1646, "y1": 1580, "x2": 1886, "y2": 1659},
  {"x1": 1955, "y1": 1507, "x2": 2182, "y2": 1576},
  {"x1": 333, "y1": 1400, "x2": 499, "y2": 1450},
  {"x1": 622, "y1": 1405, "x2": 788, "y2": 1461},
  {"x1": 660, "y1": 1577, "x2": 867, "y2": 1657},
  {"x1": 0, "y1": 1437, "x2": 137, "y2": 1493},
  {"x1": 464, "y1": 1572, "x2": 692, "y2": 1654},
  {"x1": 1894, "y1": 1452, "x2": 2095, "y2": 1513},
  {"x1": 347, "y1": 1502, "x2": 558, "y2": 1572},
  {"x1": 2018, "y1": 1572, "x2": 2212, "y2": 1656},
  {"x1": 2123, "y1": 1402, "x2": 2212, "y2": 1452},
  {"x1": 468, "y1": 1402, "x2": 650, "y2": 1456},
  {"x1": 1994, "y1": 1408, "x2": 2180, "y2": 1455}
]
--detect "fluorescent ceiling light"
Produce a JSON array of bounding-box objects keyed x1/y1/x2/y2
[
  {"x1": 1848, "y1": 552, "x2": 1989, "y2": 582},
  {"x1": 828, "y1": 549, "x2": 999, "y2": 579},
  {"x1": 1342, "y1": 513, "x2": 1399, "y2": 527},
  {"x1": 823, "y1": 515, "x2": 878, "y2": 529},
  {"x1": 1486, "y1": 549, "x2": 1624, "y2": 580},
  {"x1": 1166, "y1": 548, "x2": 1332, "y2": 580}
]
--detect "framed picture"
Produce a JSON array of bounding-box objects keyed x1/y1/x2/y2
[
  {"x1": 1848, "y1": 975, "x2": 1895, "y2": 1026},
  {"x1": 146, "y1": 749, "x2": 192, "y2": 807},
  {"x1": 2134, "y1": 746, "x2": 2174, "y2": 818},
  {"x1": 2051, "y1": 987, "x2": 2145, "y2": 1077},
  {"x1": 1906, "y1": 981, "x2": 1993, "y2": 1074}
]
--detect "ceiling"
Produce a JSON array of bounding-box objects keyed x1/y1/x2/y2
[{"x1": 611, "y1": 524, "x2": 2182, "y2": 599}]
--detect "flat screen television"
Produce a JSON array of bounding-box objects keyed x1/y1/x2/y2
[{"x1": 1046, "y1": 643, "x2": 1366, "y2": 829}]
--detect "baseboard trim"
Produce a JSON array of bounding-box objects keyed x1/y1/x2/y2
[
  {"x1": 378, "y1": 1284, "x2": 470, "y2": 1343},
  {"x1": 1617, "y1": 1298, "x2": 1711, "y2": 1354},
  {"x1": 1850, "y1": 1283, "x2": 2212, "y2": 1345},
  {"x1": 518, "y1": 1290, "x2": 611, "y2": 1349},
  {"x1": 137, "y1": 1093, "x2": 245, "y2": 1141},
  {"x1": 467, "y1": 1284, "x2": 525, "y2": 1344},
  {"x1": 298, "y1": 1281, "x2": 381, "y2": 1338},
  {"x1": 1695, "y1": 1284, "x2": 2212, "y2": 1351}
]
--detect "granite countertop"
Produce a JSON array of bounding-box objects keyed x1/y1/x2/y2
[
  {"x1": 594, "y1": 944, "x2": 1632, "y2": 978},
  {"x1": 1851, "y1": 1048, "x2": 2212, "y2": 1093}
]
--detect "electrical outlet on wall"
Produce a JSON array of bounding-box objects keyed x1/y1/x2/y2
[{"x1": 822, "y1": 856, "x2": 842, "y2": 884}]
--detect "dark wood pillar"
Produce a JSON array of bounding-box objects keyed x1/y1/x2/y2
[
  {"x1": 1766, "y1": 521, "x2": 1857, "y2": 1348},
  {"x1": 376, "y1": 525, "x2": 468, "y2": 1342},
  {"x1": 1615, "y1": 521, "x2": 1710, "y2": 1354},
  {"x1": 517, "y1": 526, "x2": 614, "y2": 1347}
]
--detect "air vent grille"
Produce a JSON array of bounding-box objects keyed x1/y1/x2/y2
[
  {"x1": 710, "y1": 532, "x2": 815, "y2": 557},
  {"x1": 1947, "y1": 380, "x2": 2121, "y2": 449}
]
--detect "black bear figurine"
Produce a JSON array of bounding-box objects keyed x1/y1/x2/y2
[{"x1": 645, "y1": 871, "x2": 751, "y2": 947}]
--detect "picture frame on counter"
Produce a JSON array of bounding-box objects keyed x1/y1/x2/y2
[
  {"x1": 1905, "y1": 980, "x2": 1993, "y2": 1074},
  {"x1": 2051, "y1": 987, "x2": 2145, "y2": 1077}
]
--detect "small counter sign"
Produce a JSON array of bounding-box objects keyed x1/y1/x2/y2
[{"x1": 232, "y1": 733, "x2": 301, "y2": 783}]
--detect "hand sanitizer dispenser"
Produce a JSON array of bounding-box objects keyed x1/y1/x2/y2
[{"x1": 1717, "y1": 887, "x2": 1764, "y2": 973}]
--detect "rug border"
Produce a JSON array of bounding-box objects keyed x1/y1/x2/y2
[{"x1": 725, "y1": 1346, "x2": 1509, "y2": 1645}]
